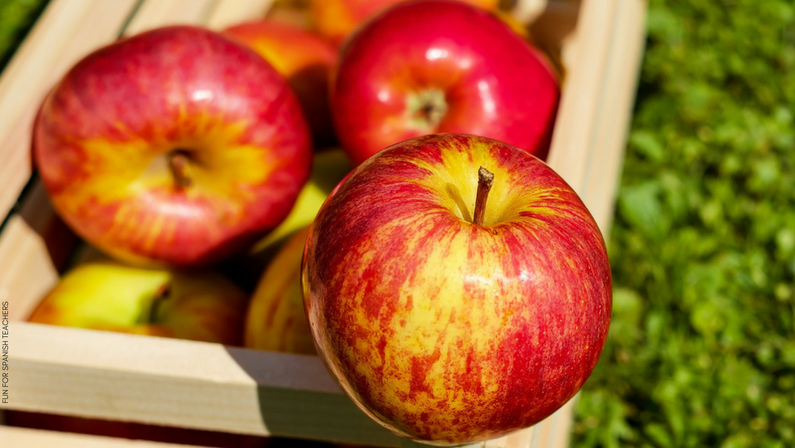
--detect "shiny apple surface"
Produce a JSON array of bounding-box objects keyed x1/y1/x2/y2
[
  {"x1": 302, "y1": 134, "x2": 611, "y2": 445},
  {"x1": 331, "y1": 0, "x2": 559, "y2": 165},
  {"x1": 34, "y1": 26, "x2": 312, "y2": 267}
]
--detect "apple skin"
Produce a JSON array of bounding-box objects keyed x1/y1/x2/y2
[
  {"x1": 252, "y1": 148, "x2": 353, "y2": 255},
  {"x1": 245, "y1": 226, "x2": 315, "y2": 354},
  {"x1": 223, "y1": 20, "x2": 338, "y2": 147},
  {"x1": 311, "y1": 0, "x2": 499, "y2": 48},
  {"x1": 27, "y1": 261, "x2": 249, "y2": 345},
  {"x1": 302, "y1": 134, "x2": 611, "y2": 445},
  {"x1": 224, "y1": 149, "x2": 353, "y2": 288},
  {"x1": 330, "y1": 0, "x2": 559, "y2": 166},
  {"x1": 33, "y1": 25, "x2": 312, "y2": 268}
]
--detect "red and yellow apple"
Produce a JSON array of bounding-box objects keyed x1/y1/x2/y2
[
  {"x1": 33, "y1": 25, "x2": 312, "y2": 268},
  {"x1": 330, "y1": 0, "x2": 559, "y2": 165},
  {"x1": 245, "y1": 226, "x2": 314, "y2": 354},
  {"x1": 28, "y1": 261, "x2": 249, "y2": 345},
  {"x1": 223, "y1": 20, "x2": 338, "y2": 147},
  {"x1": 310, "y1": 0, "x2": 499, "y2": 47},
  {"x1": 302, "y1": 134, "x2": 612, "y2": 445}
]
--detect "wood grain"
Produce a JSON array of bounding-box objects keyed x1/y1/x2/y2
[
  {"x1": 545, "y1": 0, "x2": 618, "y2": 194},
  {"x1": 206, "y1": 0, "x2": 276, "y2": 30},
  {"x1": 0, "y1": 181, "x2": 79, "y2": 321},
  {"x1": 580, "y1": 0, "x2": 648, "y2": 235},
  {"x1": 0, "y1": 425, "x2": 201, "y2": 448},
  {"x1": 6, "y1": 322, "x2": 540, "y2": 447},
  {"x1": 123, "y1": 0, "x2": 216, "y2": 36}
]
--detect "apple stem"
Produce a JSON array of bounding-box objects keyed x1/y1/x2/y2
[
  {"x1": 147, "y1": 283, "x2": 171, "y2": 324},
  {"x1": 168, "y1": 151, "x2": 192, "y2": 190},
  {"x1": 473, "y1": 166, "x2": 494, "y2": 226}
]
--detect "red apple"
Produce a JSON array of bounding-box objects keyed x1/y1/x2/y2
[
  {"x1": 310, "y1": 0, "x2": 499, "y2": 48},
  {"x1": 33, "y1": 25, "x2": 312, "y2": 267},
  {"x1": 27, "y1": 260, "x2": 249, "y2": 345},
  {"x1": 245, "y1": 226, "x2": 315, "y2": 354},
  {"x1": 223, "y1": 20, "x2": 338, "y2": 147},
  {"x1": 330, "y1": 0, "x2": 559, "y2": 166},
  {"x1": 302, "y1": 134, "x2": 611, "y2": 445}
]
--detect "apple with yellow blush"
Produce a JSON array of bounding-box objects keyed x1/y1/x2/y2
[
  {"x1": 302, "y1": 134, "x2": 612, "y2": 445},
  {"x1": 223, "y1": 20, "x2": 338, "y2": 147},
  {"x1": 28, "y1": 260, "x2": 249, "y2": 345},
  {"x1": 33, "y1": 25, "x2": 312, "y2": 268},
  {"x1": 245, "y1": 226, "x2": 315, "y2": 354},
  {"x1": 310, "y1": 0, "x2": 500, "y2": 48},
  {"x1": 252, "y1": 148, "x2": 352, "y2": 255}
]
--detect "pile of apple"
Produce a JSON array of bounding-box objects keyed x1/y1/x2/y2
[{"x1": 25, "y1": 0, "x2": 611, "y2": 446}]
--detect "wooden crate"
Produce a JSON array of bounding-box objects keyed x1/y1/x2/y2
[{"x1": 0, "y1": 0, "x2": 647, "y2": 446}]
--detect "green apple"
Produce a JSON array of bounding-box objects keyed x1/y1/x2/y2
[
  {"x1": 28, "y1": 261, "x2": 249, "y2": 345},
  {"x1": 251, "y1": 148, "x2": 352, "y2": 255}
]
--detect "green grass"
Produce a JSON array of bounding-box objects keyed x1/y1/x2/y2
[{"x1": 573, "y1": 1, "x2": 795, "y2": 447}]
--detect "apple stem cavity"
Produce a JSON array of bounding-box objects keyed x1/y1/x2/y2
[
  {"x1": 473, "y1": 166, "x2": 494, "y2": 226},
  {"x1": 168, "y1": 150, "x2": 193, "y2": 190},
  {"x1": 407, "y1": 88, "x2": 448, "y2": 130}
]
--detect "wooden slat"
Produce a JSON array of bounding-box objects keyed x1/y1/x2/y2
[
  {"x1": 6, "y1": 323, "x2": 397, "y2": 446},
  {"x1": 545, "y1": 0, "x2": 618, "y2": 194},
  {"x1": 0, "y1": 181, "x2": 80, "y2": 321},
  {"x1": 521, "y1": 1, "x2": 633, "y2": 447},
  {"x1": 5, "y1": 322, "x2": 545, "y2": 448},
  {"x1": 205, "y1": 0, "x2": 276, "y2": 30},
  {"x1": 123, "y1": 0, "x2": 217, "y2": 36},
  {"x1": 0, "y1": 218, "x2": 57, "y2": 321},
  {"x1": 0, "y1": 0, "x2": 139, "y2": 223},
  {"x1": 0, "y1": 426, "x2": 200, "y2": 448},
  {"x1": 580, "y1": 0, "x2": 648, "y2": 234},
  {"x1": 511, "y1": 0, "x2": 549, "y2": 24}
]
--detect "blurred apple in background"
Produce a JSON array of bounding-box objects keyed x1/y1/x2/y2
[
  {"x1": 33, "y1": 25, "x2": 312, "y2": 268},
  {"x1": 330, "y1": 0, "x2": 559, "y2": 165},
  {"x1": 302, "y1": 134, "x2": 611, "y2": 445},
  {"x1": 28, "y1": 261, "x2": 249, "y2": 345},
  {"x1": 310, "y1": 0, "x2": 499, "y2": 47},
  {"x1": 245, "y1": 226, "x2": 314, "y2": 354},
  {"x1": 224, "y1": 20, "x2": 338, "y2": 147},
  {"x1": 219, "y1": 149, "x2": 351, "y2": 290},
  {"x1": 252, "y1": 148, "x2": 352, "y2": 255}
]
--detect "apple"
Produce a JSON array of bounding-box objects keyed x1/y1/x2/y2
[
  {"x1": 27, "y1": 260, "x2": 249, "y2": 345},
  {"x1": 245, "y1": 226, "x2": 315, "y2": 354},
  {"x1": 302, "y1": 134, "x2": 612, "y2": 445},
  {"x1": 310, "y1": 0, "x2": 499, "y2": 47},
  {"x1": 221, "y1": 149, "x2": 353, "y2": 288},
  {"x1": 330, "y1": 0, "x2": 559, "y2": 166},
  {"x1": 223, "y1": 20, "x2": 338, "y2": 147},
  {"x1": 252, "y1": 148, "x2": 352, "y2": 254},
  {"x1": 244, "y1": 150, "x2": 353, "y2": 354},
  {"x1": 33, "y1": 25, "x2": 312, "y2": 268}
]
